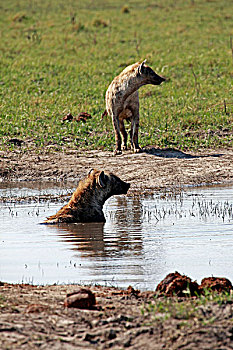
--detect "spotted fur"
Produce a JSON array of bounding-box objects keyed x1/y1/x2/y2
[
  {"x1": 43, "y1": 169, "x2": 130, "y2": 224},
  {"x1": 105, "y1": 60, "x2": 165, "y2": 155}
]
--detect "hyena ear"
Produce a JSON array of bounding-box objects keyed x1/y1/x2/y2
[
  {"x1": 98, "y1": 171, "x2": 108, "y2": 188},
  {"x1": 88, "y1": 169, "x2": 95, "y2": 176},
  {"x1": 138, "y1": 59, "x2": 147, "y2": 75}
]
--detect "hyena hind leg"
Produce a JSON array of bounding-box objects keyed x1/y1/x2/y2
[
  {"x1": 119, "y1": 119, "x2": 127, "y2": 150},
  {"x1": 119, "y1": 108, "x2": 133, "y2": 151},
  {"x1": 112, "y1": 114, "x2": 122, "y2": 155},
  {"x1": 130, "y1": 113, "x2": 141, "y2": 153}
]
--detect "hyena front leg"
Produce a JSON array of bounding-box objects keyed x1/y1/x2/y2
[
  {"x1": 130, "y1": 111, "x2": 141, "y2": 153},
  {"x1": 112, "y1": 113, "x2": 122, "y2": 155},
  {"x1": 119, "y1": 119, "x2": 127, "y2": 150}
]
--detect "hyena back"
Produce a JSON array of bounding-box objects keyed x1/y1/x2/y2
[
  {"x1": 43, "y1": 169, "x2": 130, "y2": 224},
  {"x1": 105, "y1": 60, "x2": 165, "y2": 155}
]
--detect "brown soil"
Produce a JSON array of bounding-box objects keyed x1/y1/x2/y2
[
  {"x1": 1, "y1": 147, "x2": 233, "y2": 193},
  {"x1": 1, "y1": 146, "x2": 233, "y2": 349},
  {"x1": 1, "y1": 282, "x2": 233, "y2": 350}
]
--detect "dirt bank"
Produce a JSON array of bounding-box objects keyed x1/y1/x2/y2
[
  {"x1": 1, "y1": 147, "x2": 233, "y2": 193},
  {"x1": 1, "y1": 282, "x2": 233, "y2": 350}
]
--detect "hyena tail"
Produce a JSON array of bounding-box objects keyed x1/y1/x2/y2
[{"x1": 101, "y1": 110, "x2": 108, "y2": 119}]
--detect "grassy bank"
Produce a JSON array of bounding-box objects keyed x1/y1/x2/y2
[
  {"x1": 0, "y1": 0, "x2": 232, "y2": 152},
  {"x1": 142, "y1": 289, "x2": 233, "y2": 324}
]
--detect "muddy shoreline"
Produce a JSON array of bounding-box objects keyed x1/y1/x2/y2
[
  {"x1": 1, "y1": 147, "x2": 233, "y2": 194},
  {"x1": 1, "y1": 281, "x2": 233, "y2": 349}
]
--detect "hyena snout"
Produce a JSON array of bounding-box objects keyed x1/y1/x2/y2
[
  {"x1": 119, "y1": 180, "x2": 130, "y2": 195},
  {"x1": 142, "y1": 65, "x2": 166, "y2": 85},
  {"x1": 150, "y1": 72, "x2": 166, "y2": 85},
  {"x1": 110, "y1": 177, "x2": 130, "y2": 195}
]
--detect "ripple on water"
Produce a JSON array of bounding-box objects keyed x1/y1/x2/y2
[{"x1": 0, "y1": 182, "x2": 233, "y2": 290}]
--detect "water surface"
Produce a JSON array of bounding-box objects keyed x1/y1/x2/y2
[{"x1": 0, "y1": 182, "x2": 233, "y2": 290}]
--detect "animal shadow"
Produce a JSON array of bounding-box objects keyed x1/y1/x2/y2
[{"x1": 142, "y1": 147, "x2": 223, "y2": 159}]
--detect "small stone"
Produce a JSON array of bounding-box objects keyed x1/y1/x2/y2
[{"x1": 64, "y1": 288, "x2": 96, "y2": 309}]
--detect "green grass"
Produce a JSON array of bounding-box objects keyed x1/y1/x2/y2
[
  {"x1": 0, "y1": 0, "x2": 233, "y2": 152},
  {"x1": 141, "y1": 289, "x2": 233, "y2": 323}
]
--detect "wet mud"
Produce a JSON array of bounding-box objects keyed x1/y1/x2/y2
[{"x1": 1, "y1": 148, "x2": 233, "y2": 193}]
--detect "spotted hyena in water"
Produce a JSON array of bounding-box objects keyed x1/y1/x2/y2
[
  {"x1": 43, "y1": 169, "x2": 130, "y2": 224},
  {"x1": 105, "y1": 60, "x2": 165, "y2": 155}
]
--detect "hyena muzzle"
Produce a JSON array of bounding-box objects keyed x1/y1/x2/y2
[
  {"x1": 42, "y1": 169, "x2": 130, "y2": 224},
  {"x1": 105, "y1": 60, "x2": 165, "y2": 155}
]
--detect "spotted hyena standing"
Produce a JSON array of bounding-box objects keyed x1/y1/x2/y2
[
  {"x1": 43, "y1": 169, "x2": 130, "y2": 224},
  {"x1": 105, "y1": 60, "x2": 165, "y2": 155}
]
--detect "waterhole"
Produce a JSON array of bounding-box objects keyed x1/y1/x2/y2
[{"x1": 0, "y1": 182, "x2": 233, "y2": 290}]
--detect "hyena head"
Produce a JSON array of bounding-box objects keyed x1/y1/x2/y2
[
  {"x1": 137, "y1": 60, "x2": 165, "y2": 85},
  {"x1": 88, "y1": 169, "x2": 130, "y2": 199}
]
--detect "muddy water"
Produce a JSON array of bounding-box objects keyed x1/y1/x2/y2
[{"x1": 0, "y1": 182, "x2": 233, "y2": 290}]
